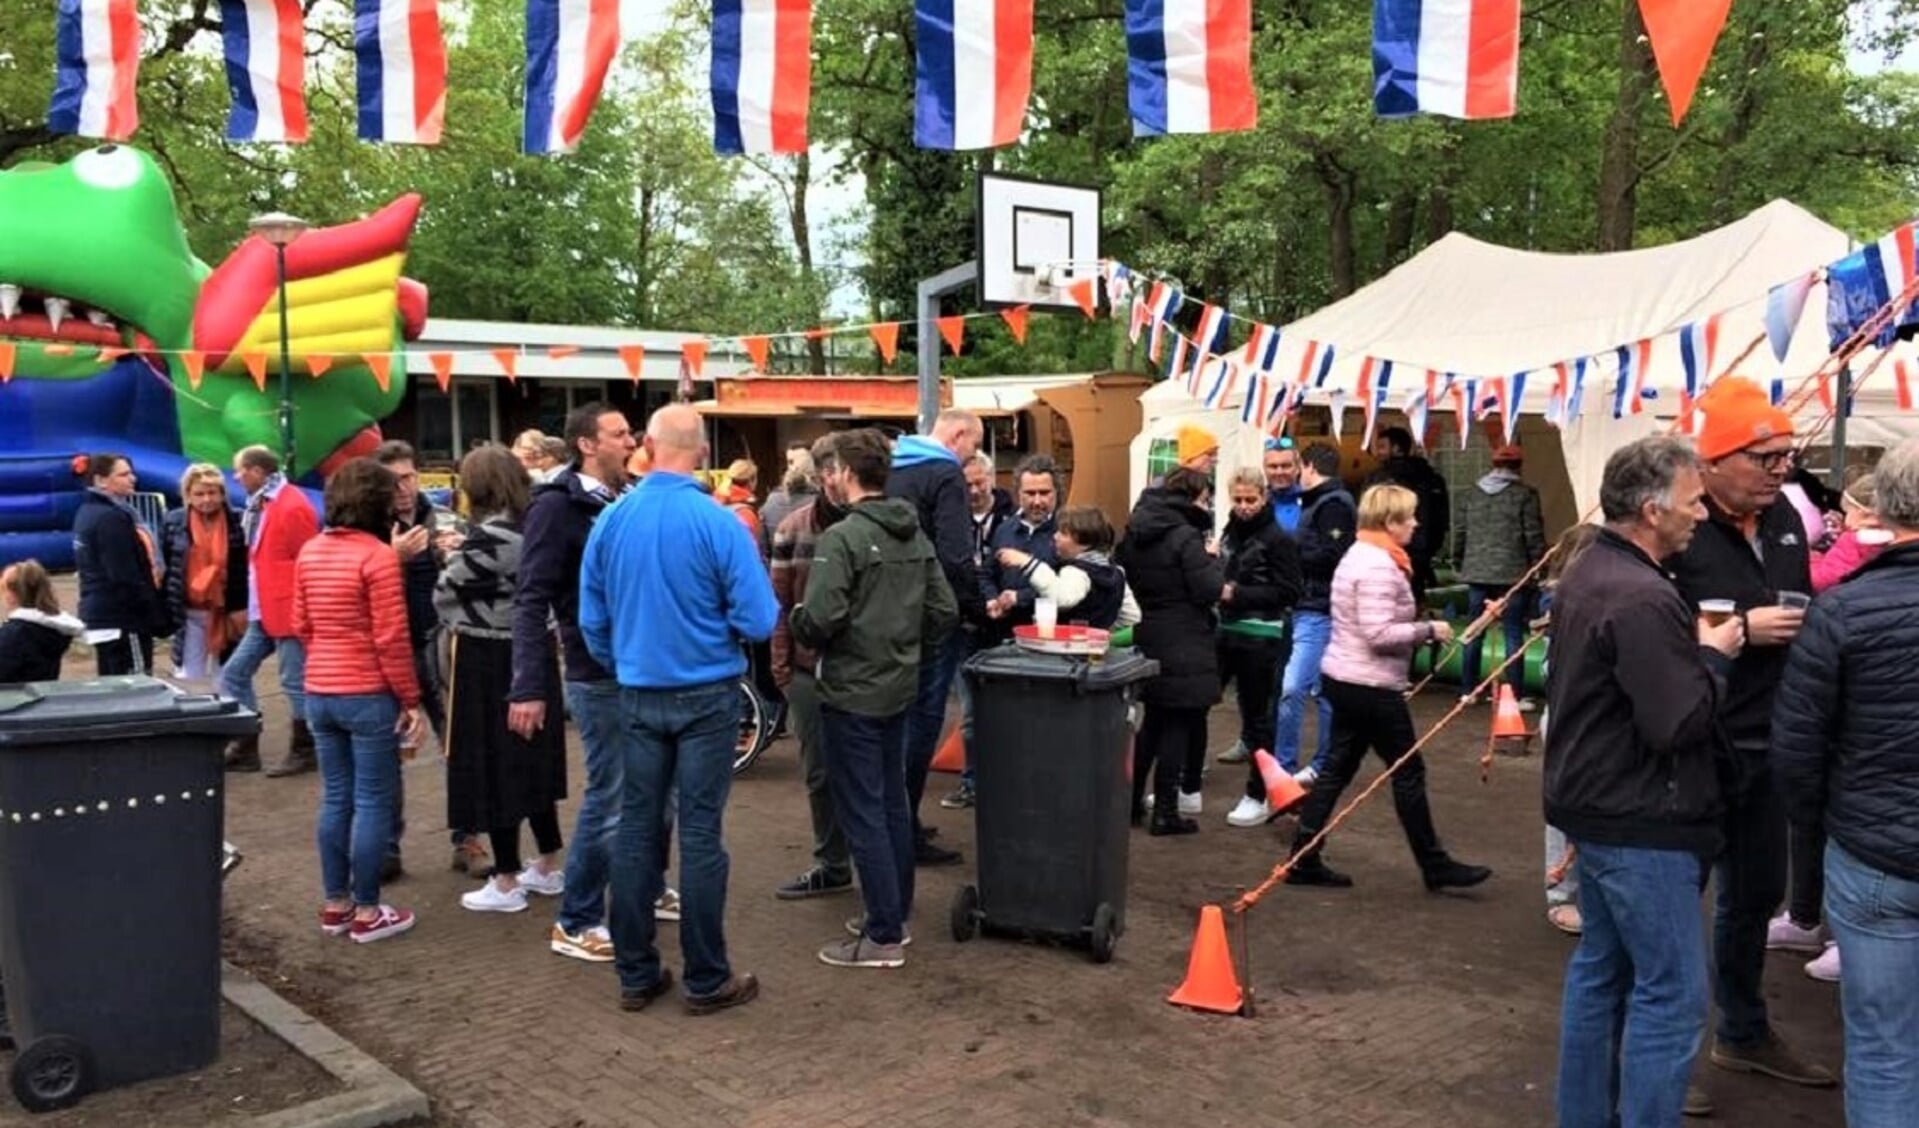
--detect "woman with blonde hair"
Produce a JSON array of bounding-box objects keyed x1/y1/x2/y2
[
  {"x1": 162, "y1": 463, "x2": 249, "y2": 681},
  {"x1": 1284, "y1": 483, "x2": 1492, "y2": 891}
]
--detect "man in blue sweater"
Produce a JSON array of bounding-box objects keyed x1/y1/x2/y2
[{"x1": 579, "y1": 404, "x2": 779, "y2": 1016}]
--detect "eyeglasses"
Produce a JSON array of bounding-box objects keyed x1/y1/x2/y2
[{"x1": 1737, "y1": 448, "x2": 1796, "y2": 472}]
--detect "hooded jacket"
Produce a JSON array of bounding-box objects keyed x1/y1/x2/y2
[
  {"x1": 1117, "y1": 488, "x2": 1225, "y2": 709},
  {"x1": 1295, "y1": 479, "x2": 1357, "y2": 614},
  {"x1": 1455, "y1": 469, "x2": 1545, "y2": 587},
  {"x1": 0, "y1": 608, "x2": 86, "y2": 682},
  {"x1": 511, "y1": 469, "x2": 618, "y2": 700},
  {"x1": 887, "y1": 436, "x2": 981, "y2": 620},
  {"x1": 790, "y1": 497, "x2": 959, "y2": 717}
]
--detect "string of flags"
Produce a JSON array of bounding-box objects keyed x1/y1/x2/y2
[{"x1": 46, "y1": 0, "x2": 1739, "y2": 154}]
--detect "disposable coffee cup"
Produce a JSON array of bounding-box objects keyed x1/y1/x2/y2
[
  {"x1": 1777, "y1": 591, "x2": 1810, "y2": 611},
  {"x1": 1699, "y1": 599, "x2": 1737, "y2": 627},
  {"x1": 1034, "y1": 597, "x2": 1058, "y2": 639}
]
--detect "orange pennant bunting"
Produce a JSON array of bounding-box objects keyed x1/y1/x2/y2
[
  {"x1": 743, "y1": 336, "x2": 771, "y2": 372},
  {"x1": 1638, "y1": 0, "x2": 1732, "y2": 124},
  {"x1": 307, "y1": 354, "x2": 334, "y2": 379},
  {"x1": 869, "y1": 321, "x2": 900, "y2": 364},
  {"x1": 547, "y1": 345, "x2": 581, "y2": 360},
  {"x1": 492, "y1": 348, "x2": 520, "y2": 382},
  {"x1": 999, "y1": 305, "x2": 1031, "y2": 345},
  {"x1": 1067, "y1": 278, "x2": 1098, "y2": 319},
  {"x1": 242, "y1": 351, "x2": 268, "y2": 392},
  {"x1": 617, "y1": 345, "x2": 645, "y2": 384},
  {"x1": 0, "y1": 343, "x2": 13, "y2": 383},
  {"x1": 937, "y1": 315, "x2": 965, "y2": 356},
  {"x1": 428, "y1": 352, "x2": 455, "y2": 393},
  {"x1": 682, "y1": 340, "x2": 708, "y2": 379},
  {"x1": 363, "y1": 353, "x2": 393, "y2": 393},
  {"x1": 182, "y1": 350, "x2": 206, "y2": 391}
]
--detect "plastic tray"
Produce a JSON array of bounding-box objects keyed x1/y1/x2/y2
[{"x1": 1011, "y1": 624, "x2": 1111, "y2": 656}]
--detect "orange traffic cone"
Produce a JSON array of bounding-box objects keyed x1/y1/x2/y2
[
  {"x1": 930, "y1": 727, "x2": 965, "y2": 773},
  {"x1": 1253, "y1": 749, "x2": 1306, "y2": 813},
  {"x1": 1491, "y1": 684, "x2": 1529, "y2": 739},
  {"x1": 1167, "y1": 904, "x2": 1244, "y2": 1015}
]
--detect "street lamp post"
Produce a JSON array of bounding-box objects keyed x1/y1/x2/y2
[{"x1": 247, "y1": 212, "x2": 310, "y2": 478}]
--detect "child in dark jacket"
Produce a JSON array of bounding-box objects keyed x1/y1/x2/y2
[
  {"x1": 0, "y1": 560, "x2": 86, "y2": 682},
  {"x1": 994, "y1": 505, "x2": 1139, "y2": 631}
]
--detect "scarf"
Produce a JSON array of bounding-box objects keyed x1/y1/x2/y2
[
  {"x1": 1358, "y1": 529, "x2": 1413, "y2": 577},
  {"x1": 186, "y1": 508, "x2": 232, "y2": 654},
  {"x1": 242, "y1": 473, "x2": 285, "y2": 547},
  {"x1": 95, "y1": 488, "x2": 163, "y2": 587}
]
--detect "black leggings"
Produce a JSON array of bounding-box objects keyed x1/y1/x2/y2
[
  {"x1": 1290, "y1": 677, "x2": 1447, "y2": 873},
  {"x1": 95, "y1": 633, "x2": 154, "y2": 677},
  {"x1": 1133, "y1": 704, "x2": 1209, "y2": 812},
  {"x1": 1220, "y1": 636, "x2": 1286, "y2": 800},
  {"x1": 1786, "y1": 820, "x2": 1827, "y2": 927},
  {"x1": 489, "y1": 805, "x2": 563, "y2": 876}
]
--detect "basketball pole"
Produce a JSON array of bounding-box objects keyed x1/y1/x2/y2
[{"x1": 916, "y1": 260, "x2": 978, "y2": 435}]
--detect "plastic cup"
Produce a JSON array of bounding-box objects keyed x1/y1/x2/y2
[
  {"x1": 1778, "y1": 591, "x2": 1810, "y2": 611},
  {"x1": 1698, "y1": 599, "x2": 1737, "y2": 627},
  {"x1": 1034, "y1": 597, "x2": 1058, "y2": 639}
]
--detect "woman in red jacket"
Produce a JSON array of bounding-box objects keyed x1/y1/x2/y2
[{"x1": 294, "y1": 458, "x2": 426, "y2": 944}]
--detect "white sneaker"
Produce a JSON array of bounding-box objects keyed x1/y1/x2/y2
[
  {"x1": 655, "y1": 887, "x2": 682, "y2": 922},
  {"x1": 1804, "y1": 942, "x2": 1841, "y2": 982},
  {"x1": 1225, "y1": 795, "x2": 1274, "y2": 828},
  {"x1": 1517, "y1": 698, "x2": 1539, "y2": 713},
  {"x1": 1766, "y1": 911, "x2": 1827, "y2": 953},
  {"x1": 1216, "y1": 740, "x2": 1250, "y2": 764},
  {"x1": 1293, "y1": 766, "x2": 1319, "y2": 790},
  {"x1": 518, "y1": 864, "x2": 565, "y2": 897},
  {"x1": 461, "y1": 879, "x2": 529, "y2": 913},
  {"x1": 1177, "y1": 790, "x2": 1202, "y2": 816}
]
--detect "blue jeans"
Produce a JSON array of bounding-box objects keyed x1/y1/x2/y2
[
  {"x1": 1556, "y1": 840, "x2": 1710, "y2": 1128},
  {"x1": 309, "y1": 693, "x2": 401, "y2": 907},
  {"x1": 220, "y1": 621, "x2": 306, "y2": 722},
  {"x1": 1825, "y1": 842, "x2": 1919, "y2": 1128},
  {"x1": 556, "y1": 680, "x2": 623, "y2": 935},
  {"x1": 902, "y1": 629, "x2": 967, "y2": 834},
  {"x1": 1461, "y1": 583, "x2": 1534, "y2": 696},
  {"x1": 1272, "y1": 610, "x2": 1333, "y2": 774},
  {"x1": 608, "y1": 680, "x2": 736, "y2": 998},
  {"x1": 823, "y1": 705, "x2": 913, "y2": 946}
]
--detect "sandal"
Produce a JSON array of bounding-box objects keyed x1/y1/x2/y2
[{"x1": 1547, "y1": 903, "x2": 1582, "y2": 936}]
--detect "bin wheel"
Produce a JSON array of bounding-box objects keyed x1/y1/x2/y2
[
  {"x1": 950, "y1": 884, "x2": 980, "y2": 942},
  {"x1": 1089, "y1": 903, "x2": 1118, "y2": 964},
  {"x1": 10, "y1": 1035, "x2": 92, "y2": 1113}
]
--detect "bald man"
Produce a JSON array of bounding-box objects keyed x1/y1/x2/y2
[{"x1": 580, "y1": 404, "x2": 779, "y2": 1015}]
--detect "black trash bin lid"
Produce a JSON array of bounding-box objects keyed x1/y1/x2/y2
[
  {"x1": 0, "y1": 676, "x2": 260, "y2": 746},
  {"x1": 961, "y1": 643, "x2": 1158, "y2": 689}
]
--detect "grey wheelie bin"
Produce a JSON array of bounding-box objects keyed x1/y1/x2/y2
[
  {"x1": 954, "y1": 643, "x2": 1157, "y2": 963},
  {"x1": 0, "y1": 676, "x2": 258, "y2": 1112}
]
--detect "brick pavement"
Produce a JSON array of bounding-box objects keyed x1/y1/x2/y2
[{"x1": 204, "y1": 659, "x2": 1846, "y2": 1128}]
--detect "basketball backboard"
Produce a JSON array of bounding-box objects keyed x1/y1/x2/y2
[{"x1": 977, "y1": 173, "x2": 1101, "y2": 311}]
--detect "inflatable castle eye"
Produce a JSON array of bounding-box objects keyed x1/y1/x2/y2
[{"x1": 72, "y1": 146, "x2": 143, "y2": 190}]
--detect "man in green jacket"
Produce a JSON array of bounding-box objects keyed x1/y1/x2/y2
[{"x1": 792, "y1": 428, "x2": 959, "y2": 969}]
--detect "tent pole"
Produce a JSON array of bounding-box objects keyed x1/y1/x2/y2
[{"x1": 1829, "y1": 365, "x2": 1851, "y2": 491}]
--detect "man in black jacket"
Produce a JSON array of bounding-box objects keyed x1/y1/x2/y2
[
  {"x1": 1369, "y1": 426, "x2": 1451, "y2": 600},
  {"x1": 373, "y1": 441, "x2": 446, "y2": 880},
  {"x1": 1771, "y1": 437, "x2": 1919, "y2": 1126},
  {"x1": 1272, "y1": 443, "x2": 1353, "y2": 785},
  {"x1": 1666, "y1": 378, "x2": 1832, "y2": 1089},
  {"x1": 1547, "y1": 435, "x2": 1744, "y2": 1128}
]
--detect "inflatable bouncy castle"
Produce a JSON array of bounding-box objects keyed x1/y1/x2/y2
[{"x1": 0, "y1": 145, "x2": 426, "y2": 568}]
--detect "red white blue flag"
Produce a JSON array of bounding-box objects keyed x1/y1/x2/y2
[
  {"x1": 915, "y1": 0, "x2": 1033, "y2": 150},
  {"x1": 222, "y1": 0, "x2": 309, "y2": 142},
  {"x1": 1676, "y1": 313, "x2": 1722, "y2": 431},
  {"x1": 713, "y1": 0, "x2": 811, "y2": 155},
  {"x1": 1372, "y1": 0, "x2": 1521, "y2": 120},
  {"x1": 1243, "y1": 322, "x2": 1282, "y2": 375},
  {"x1": 49, "y1": 0, "x2": 140, "y2": 141},
  {"x1": 1123, "y1": 0, "x2": 1256, "y2": 136},
  {"x1": 354, "y1": 0, "x2": 447, "y2": 145},
  {"x1": 524, "y1": 0, "x2": 622, "y2": 155},
  {"x1": 1765, "y1": 272, "x2": 1816, "y2": 365},
  {"x1": 1189, "y1": 303, "x2": 1230, "y2": 381},
  {"x1": 1612, "y1": 339, "x2": 1654, "y2": 418}
]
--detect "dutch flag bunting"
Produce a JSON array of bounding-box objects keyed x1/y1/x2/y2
[
  {"x1": 713, "y1": 0, "x2": 812, "y2": 155},
  {"x1": 1372, "y1": 0, "x2": 1521, "y2": 120},
  {"x1": 222, "y1": 0, "x2": 309, "y2": 143},
  {"x1": 914, "y1": 0, "x2": 1034, "y2": 150},
  {"x1": 354, "y1": 0, "x2": 447, "y2": 145},
  {"x1": 524, "y1": 0, "x2": 622, "y2": 155},
  {"x1": 1123, "y1": 0, "x2": 1256, "y2": 136},
  {"x1": 48, "y1": 0, "x2": 140, "y2": 142},
  {"x1": 1765, "y1": 273, "x2": 1816, "y2": 365},
  {"x1": 1243, "y1": 322, "x2": 1282, "y2": 375}
]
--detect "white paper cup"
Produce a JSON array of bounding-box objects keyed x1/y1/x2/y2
[{"x1": 1034, "y1": 597, "x2": 1058, "y2": 638}]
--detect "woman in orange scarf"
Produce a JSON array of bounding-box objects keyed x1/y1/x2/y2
[{"x1": 162, "y1": 464, "x2": 249, "y2": 681}]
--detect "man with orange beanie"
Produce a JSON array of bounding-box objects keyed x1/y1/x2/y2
[
  {"x1": 1667, "y1": 376, "x2": 1834, "y2": 1097},
  {"x1": 1175, "y1": 424, "x2": 1219, "y2": 475}
]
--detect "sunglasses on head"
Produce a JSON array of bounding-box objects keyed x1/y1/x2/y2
[{"x1": 1263, "y1": 437, "x2": 1295, "y2": 452}]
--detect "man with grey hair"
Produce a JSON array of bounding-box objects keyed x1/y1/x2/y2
[{"x1": 1545, "y1": 435, "x2": 1745, "y2": 1128}]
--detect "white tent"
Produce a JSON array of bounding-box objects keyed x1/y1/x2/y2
[{"x1": 1135, "y1": 200, "x2": 1910, "y2": 520}]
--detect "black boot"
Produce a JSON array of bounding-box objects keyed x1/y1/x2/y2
[
  {"x1": 1422, "y1": 858, "x2": 1493, "y2": 893},
  {"x1": 1149, "y1": 810, "x2": 1198, "y2": 836},
  {"x1": 223, "y1": 735, "x2": 261, "y2": 773},
  {"x1": 266, "y1": 719, "x2": 317, "y2": 778},
  {"x1": 1284, "y1": 828, "x2": 1353, "y2": 887}
]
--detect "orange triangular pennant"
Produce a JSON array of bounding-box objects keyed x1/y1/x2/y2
[
  {"x1": 743, "y1": 335, "x2": 770, "y2": 372},
  {"x1": 869, "y1": 321, "x2": 900, "y2": 364},
  {"x1": 1638, "y1": 0, "x2": 1732, "y2": 124},
  {"x1": 0, "y1": 343, "x2": 13, "y2": 383},
  {"x1": 363, "y1": 353, "x2": 393, "y2": 393},
  {"x1": 182, "y1": 350, "x2": 206, "y2": 391},
  {"x1": 547, "y1": 345, "x2": 580, "y2": 360},
  {"x1": 999, "y1": 305, "x2": 1031, "y2": 345},
  {"x1": 617, "y1": 345, "x2": 645, "y2": 384},
  {"x1": 492, "y1": 348, "x2": 520, "y2": 382},
  {"x1": 428, "y1": 352, "x2": 454, "y2": 393},
  {"x1": 243, "y1": 351, "x2": 268, "y2": 392},
  {"x1": 682, "y1": 340, "x2": 708, "y2": 380},
  {"x1": 937, "y1": 315, "x2": 965, "y2": 356},
  {"x1": 306, "y1": 354, "x2": 334, "y2": 379},
  {"x1": 1067, "y1": 278, "x2": 1098, "y2": 319}
]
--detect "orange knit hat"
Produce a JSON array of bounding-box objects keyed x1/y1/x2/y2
[
  {"x1": 1176, "y1": 423, "x2": 1218, "y2": 465},
  {"x1": 1695, "y1": 377, "x2": 1793, "y2": 462}
]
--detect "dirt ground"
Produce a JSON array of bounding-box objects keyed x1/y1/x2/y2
[{"x1": 14, "y1": 605, "x2": 1849, "y2": 1128}]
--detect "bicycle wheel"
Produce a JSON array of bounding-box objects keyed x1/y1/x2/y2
[{"x1": 732, "y1": 678, "x2": 771, "y2": 774}]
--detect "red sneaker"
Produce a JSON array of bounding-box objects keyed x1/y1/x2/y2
[
  {"x1": 350, "y1": 905, "x2": 416, "y2": 944},
  {"x1": 319, "y1": 905, "x2": 354, "y2": 937}
]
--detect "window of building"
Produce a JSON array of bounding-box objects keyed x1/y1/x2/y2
[
  {"x1": 536, "y1": 383, "x2": 611, "y2": 435},
  {"x1": 415, "y1": 379, "x2": 498, "y2": 466}
]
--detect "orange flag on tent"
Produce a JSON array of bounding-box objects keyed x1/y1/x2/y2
[
  {"x1": 307, "y1": 354, "x2": 334, "y2": 379},
  {"x1": 363, "y1": 353, "x2": 393, "y2": 393},
  {"x1": 0, "y1": 343, "x2": 14, "y2": 383},
  {"x1": 1638, "y1": 0, "x2": 1732, "y2": 124},
  {"x1": 492, "y1": 348, "x2": 519, "y2": 382},
  {"x1": 428, "y1": 352, "x2": 455, "y2": 393},
  {"x1": 182, "y1": 350, "x2": 206, "y2": 391},
  {"x1": 617, "y1": 345, "x2": 645, "y2": 384},
  {"x1": 869, "y1": 321, "x2": 900, "y2": 363},
  {"x1": 743, "y1": 335, "x2": 771, "y2": 372},
  {"x1": 937, "y1": 315, "x2": 965, "y2": 356},
  {"x1": 1067, "y1": 277, "x2": 1098, "y2": 319},
  {"x1": 682, "y1": 340, "x2": 708, "y2": 379},
  {"x1": 1000, "y1": 305, "x2": 1030, "y2": 344},
  {"x1": 242, "y1": 351, "x2": 268, "y2": 391}
]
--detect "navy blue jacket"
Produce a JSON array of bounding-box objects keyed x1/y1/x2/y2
[
  {"x1": 511, "y1": 469, "x2": 616, "y2": 699},
  {"x1": 73, "y1": 490, "x2": 168, "y2": 635},
  {"x1": 395, "y1": 492, "x2": 441, "y2": 650},
  {"x1": 981, "y1": 511, "x2": 1059, "y2": 619},
  {"x1": 1295, "y1": 480, "x2": 1356, "y2": 614},
  {"x1": 888, "y1": 437, "x2": 981, "y2": 620}
]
